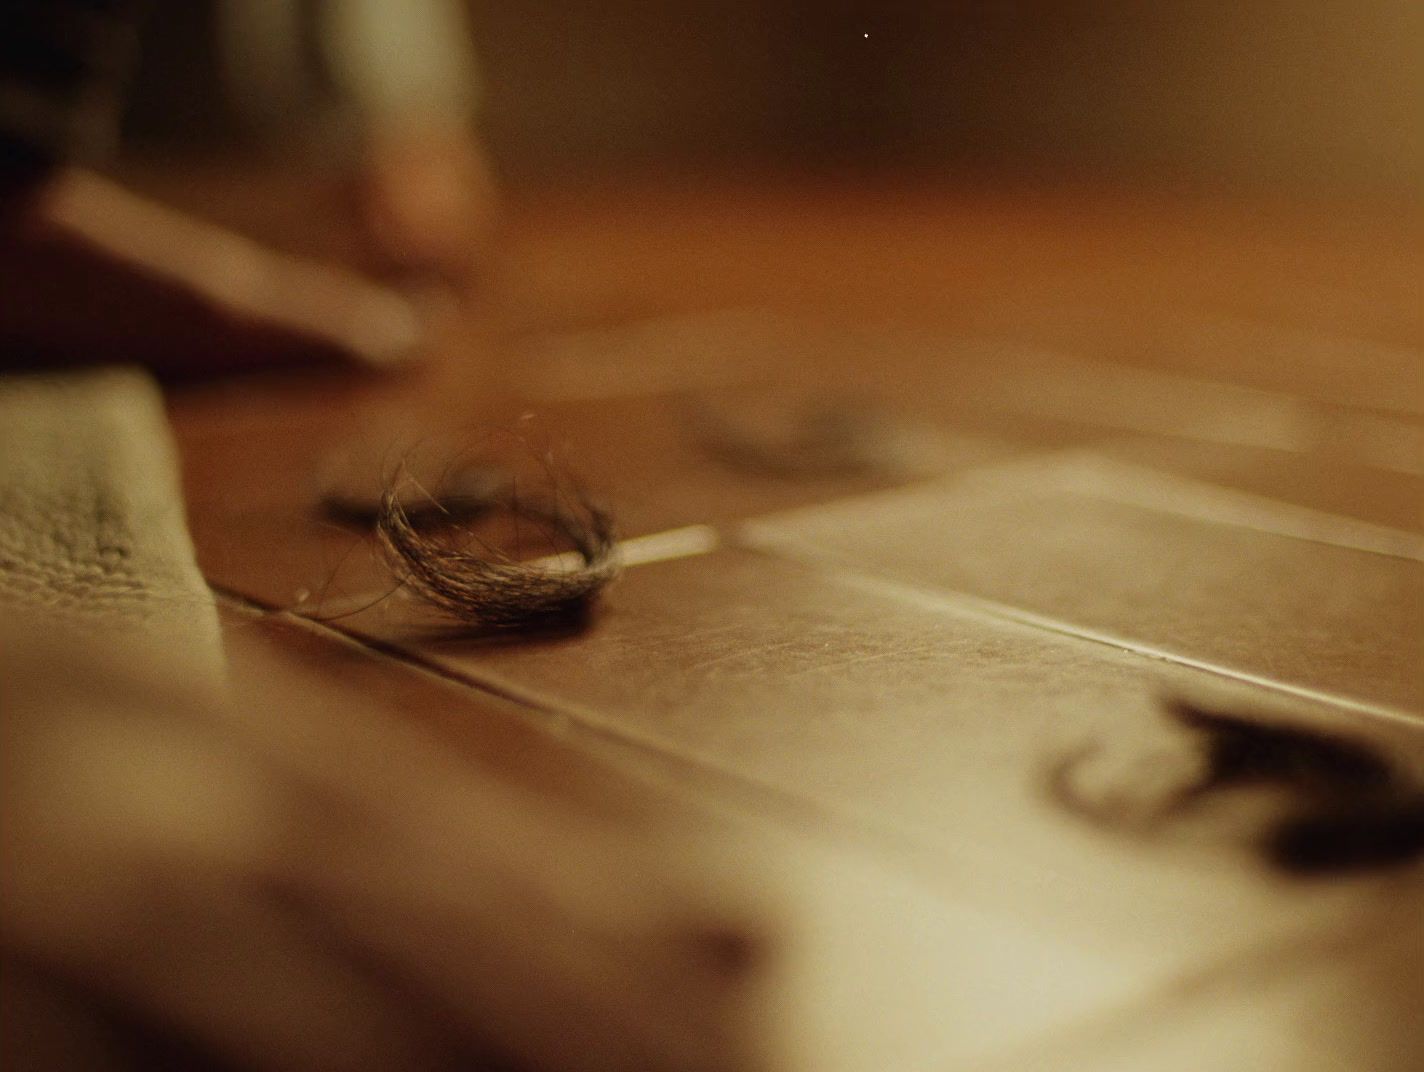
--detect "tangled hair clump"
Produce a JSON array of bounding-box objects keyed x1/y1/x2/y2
[{"x1": 375, "y1": 481, "x2": 621, "y2": 633}]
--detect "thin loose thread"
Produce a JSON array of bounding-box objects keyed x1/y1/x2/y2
[
  {"x1": 375, "y1": 481, "x2": 621, "y2": 633},
  {"x1": 320, "y1": 461, "x2": 509, "y2": 530}
]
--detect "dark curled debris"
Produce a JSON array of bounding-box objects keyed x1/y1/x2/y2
[
  {"x1": 1165, "y1": 699, "x2": 1398, "y2": 800},
  {"x1": 1268, "y1": 796, "x2": 1424, "y2": 875},
  {"x1": 1051, "y1": 697, "x2": 1424, "y2": 876},
  {"x1": 376, "y1": 484, "x2": 620, "y2": 633}
]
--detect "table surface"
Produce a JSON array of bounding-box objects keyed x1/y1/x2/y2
[{"x1": 160, "y1": 171, "x2": 1423, "y2": 1072}]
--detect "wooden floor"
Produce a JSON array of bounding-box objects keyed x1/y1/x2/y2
[{"x1": 163, "y1": 171, "x2": 1423, "y2": 1071}]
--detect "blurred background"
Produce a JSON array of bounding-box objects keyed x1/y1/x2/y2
[{"x1": 121, "y1": 0, "x2": 1422, "y2": 198}]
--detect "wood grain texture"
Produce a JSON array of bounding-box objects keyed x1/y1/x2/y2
[{"x1": 163, "y1": 173, "x2": 1424, "y2": 1071}]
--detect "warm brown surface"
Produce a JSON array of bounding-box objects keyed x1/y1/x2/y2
[{"x1": 166, "y1": 173, "x2": 1423, "y2": 1070}]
